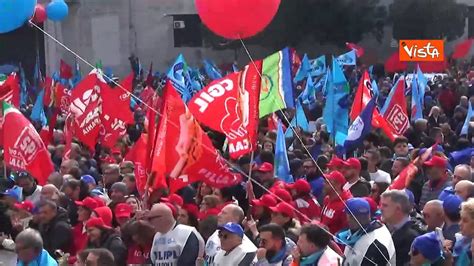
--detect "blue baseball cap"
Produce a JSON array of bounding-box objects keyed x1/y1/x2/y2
[
  {"x1": 411, "y1": 232, "x2": 442, "y2": 262},
  {"x1": 404, "y1": 189, "x2": 415, "y2": 206},
  {"x1": 80, "y1": 175, "x2": 96, "y2": 185},
  {"x1": 0, "y1": 186, "x2": 22, "y2": 202},
  {"x1": 218, "y1": 222, "x2": 244, "y2": 238},
  {"x1": 443, "y1": 194, "x2": 462, "y2": 216},
  {"x1": 345, "y1": 198, "x2": 370, "y2": 216}
]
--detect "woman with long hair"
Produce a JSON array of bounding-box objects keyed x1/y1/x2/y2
[
  {"x1": 121, "y1": 220, "x2": 155, "y2": 265},
  {"x1": 85, "y1": 217, "x2": 127, "y2": 266}
]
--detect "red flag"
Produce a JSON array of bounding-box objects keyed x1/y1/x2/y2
[
  {"x1": 346, "y1": 42, "x2": 365, "y2": 57},
  {"x1": 390, "y1": 143, "x2": 437, "y2": 190},
  {"x1": 63, "y1": 115, "x2": 74, "y2": 161},
  {"x1": 145, "y1": 94, "x2": 159, "y2": 172},
  {"x1": 100, "y1": 74, "x2": 134, "y2": 148},
  {"x1": 151, "y1": 82, "x2": 242, "y2": 193},
  {"x1": 350, "y1": 71, "x2": 396, "y2": 140},
  {"x1": 385, "y1": 52, "x2": 408, "y2": 73},
  {"x1": 69, "y1": 71, "x2": 103, "y2": 150},
  {"x1": 43, "y1": 77, "x2": 54, "y2": 108},
  {"x1": 139, "y1": 86, "x2": 155, "y2": 111},
  {"x1": 267, "y1": 113, "x2": 279, "y2": 132},
  {"x1": 60, "y1": 60, "x2": 73, "y2": 80},
  {"x1": 124, "y1": 135, "x2": 148, "y2": 195},
  {"x1": 3, "y1": 102, "x2": 54, "y2": 185},
  {"x1": 55, "y1": 82, "x2": 70, "y2": 116},
  {"x1": 382, "y1": 76, "x2": 409, "y2": 137},
  {"x1": 0, "y1": 74, "x2": 20, "y2": 107},
  {"x1": 188, "y1": 61, "x2": 262, "y2": 159},
  {"x1": 452, "y1": 39, "x2": 474, "y2": 59}
]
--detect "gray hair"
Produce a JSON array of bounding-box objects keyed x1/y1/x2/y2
[
  {"x1": 225, "y1": 204, "x2": 245, "y2": 223},
  {"x1": 15, "y1": 228, "x2": 43, "y2": 250},
  {"x1": 381, "y1": 189, "x2": 412, "y2": 214},
  {"x1": 455, "y1": 164, "x2": 472, "y2": 180}
]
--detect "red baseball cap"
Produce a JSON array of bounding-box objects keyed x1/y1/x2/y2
[
  {"x1": 251, "y1": 194, "x2": 278, "y2": 208},
  {"x1": 286, "y1": 179, "x2": 311, "y2": 194},
  {"x1": 111, "y1": 148, "x2": 122, "y2": 155},
  {"x1": 272, "y1": 188, "x2": 293, "y2": 202},
  {"x1": 327, "y1": 157, "x2": 344, "y2": 168},
  {"x1": 75, "y1": 197, "x2": 98, "y2": 210},
  {"x1": 182, "y1": 204, "x2": 199, "y2": 218},
  {"x1": 93, "y1": 197, "x2": 106, "y2": 208},
  {"x1": 114, "y1": 203, "x2": 132, "y2": 219},
  {"x1": 14, "y1": 201, "x2": 34, "y2": 213},
  {"x1": 85, "y1": 217, "x2": 111, "y2": 230},
  {"x1": 423, "y1": 155, "x2": 447, "y2": 168},
  {"x1": 269, "y1": 202, "x2": 295, "y2": 218},
  {"x1": 343, "y1": 158, "x2": 361, "y2": 170},
  {"x1": 256, "y1": 162, "x2": 274, "y2": 173},
  {"x1": 161, "y1": 194, "x2": 184, "y2": 208},
  {"x1": 198, "y1": 208, "x2": 220, "y2": 220},
  {"x1": 324, "y1": 171, "x2": 346, "y2": 187}
]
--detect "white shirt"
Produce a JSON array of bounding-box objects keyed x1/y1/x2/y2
[
  {"x1": 205, "y1": 230, "x2": 257, "y2": 265},
  {"x1": 213, "y1": 244, "x2": 256, "y2": 266},
  {"x1": 369, "y1": 170, "x2": 391, "y2": 184}
]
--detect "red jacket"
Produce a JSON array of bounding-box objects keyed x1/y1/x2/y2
[
  {"x1": 321, "y1": 190, "x2": 352, "y2": 234},
  {"x1": 68, "y1": 222, "x2": 88, "y2": 264},
  {"x1": 293, "y1": 195, "x2": 321, "y2": 223}
]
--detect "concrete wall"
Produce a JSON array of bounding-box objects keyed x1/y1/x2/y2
[{"x1": 43, "y1": 0, "x2": 473, "y2": 76}]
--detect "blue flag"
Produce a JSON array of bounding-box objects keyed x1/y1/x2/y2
[
  {"x1": 411, "y1": 71, "x2": 423, "y2": 122},
  {"x1": 275, "y1": 120, "x2": 293, "y2": 183},
  {"x1": 336, "y1": 50, "x2": 357, "y2": 66},
  {"x1": 203, "y1": 59, "x2": 222, "y2": 80},
  {"x1": 310, "y1": 55, "x2": 326, "y2": 77},
  {"x1": 33, "y1": 53, "x2": 42, "y2": 92},
  {"x1": 31, "y1": 89, "x2": 47, "y2": 126},
  {"x1": 371, "y1": 79, "x2": 379, "y2": 98},
  {"x1": 294, "y1": 54, "x2": 311, "y2": 83},
  {"x1": 232, "y1": 63, "x2": 239, "y2": 73},
  {"x1": 167, "y1": 54, "x2": 195, "y2": 102},
  {"x1": 19, "y1": 65, "x2": 28, "y2": 106},
  {"x1": 344, "y1": 97, "x2": 376, "y2": 152},
  {"x1": 285, "y1": 99, "x2": 309, "y2": 139},
  {"x1": 417, "y1": 65, "x2": 427, "y2": 104},
  {"x1": 299, "y1": 74, "x2": 316, "y2": 105},
  {"x1": 461, "y1": 101, "x2": 474, "y2": 135}
]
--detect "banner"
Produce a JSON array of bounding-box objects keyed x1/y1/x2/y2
[
  {"x1": 382, "y1": 76, "x2": 409, "y2": 136},
  {"x1": 152, "y1": 82, "x2": 242, "y2": 193},
  {"x1": 188, "y1": 62, "x2": 262, "y2": 159}
]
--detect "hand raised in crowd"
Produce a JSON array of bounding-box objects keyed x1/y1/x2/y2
[
  {"x1": 256, "y1": 248, "x2": 267, "y2": 261},
  {"x1": 242, "y1": 216, "x2": 258, "y2": 238}
]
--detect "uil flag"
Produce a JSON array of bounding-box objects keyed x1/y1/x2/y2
[
  {"x1": 3, "y1": 102, "x2": 54, "y2": 185},
  {"x1": 381, "y1": 76, "x2": 409, "y2": 137},
  {"x1": 69, "y1": 70, "x2": 104, "y2": 150},
  {"x1": 310, "y1": 55, "x2": 326, "y2": 77},
  {"x1": 275, "y1": 120, "x2": 292, "y2": 183},
  {"x1": 335, "y1": 50, "x2": 357, "y2": 66},
  {"x1": 344, "y1": 97, "x2": 376, "y2": 152},
  {"x1": 188, "y1": 61, "x2": 262, "y2": 159},
  {"x1": 152, "y1": 82, "x2": 242, "y2": 193},
  {"x1": 461, "y1": 101, "x2": 474, "y2": 135},
  {"x1": 294, "y1": 54, "x2": 311, "y2": 83},
  {"x1": 411, "y1": 71, "x2": 423, "y2": 122},
  {"x1": 167, "y1": 54, "x2": 195, "y2": 103}
]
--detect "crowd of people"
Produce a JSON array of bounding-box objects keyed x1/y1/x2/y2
[{"x1": 1, "y1": 57, "x2": 474, "y2": 266}]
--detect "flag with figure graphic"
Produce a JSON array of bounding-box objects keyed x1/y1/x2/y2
[
  {"x1": 259, "y1": 48, "x2": 294, "y2": 118},
  {"x1": 344, "y1": 97, "x2": 376, "y2": 152},
  {"x1": 275, "y1": 120, "x2": 292, "y2": 183}
]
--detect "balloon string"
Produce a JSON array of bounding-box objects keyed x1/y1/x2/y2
[
  {"x1": 239, "y1": 37, "x2": 391, "y2": 265},
  {"x1": 30, "y1": 22, "x2": 378, "y2": 264}
]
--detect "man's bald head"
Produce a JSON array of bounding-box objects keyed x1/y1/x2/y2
[
  {"x1": 47, "y1": 172, "x2": 63, "y2": 189},
  {"x1": 148, "y1": 203, "x2": 175, "y2": 233},
  {"x1": 41, "y1": 184, "x2": 60, "y2": 201},
  {"x1": 217, "y1": 204, "x2": 244, "y2": 226},
  {"x1": 454, "y1": 164, "x2": 471, "y2": 185},
  {"x1": 422, "y1": 200, "x2": 444, "y2": 231},
  {"x1": 455, "y1": 180, "x2": 474, "y2": 200}
]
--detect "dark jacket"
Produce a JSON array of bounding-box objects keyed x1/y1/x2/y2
[
  {"x1": 38, "y1": 207, "x2": 73, "y2": 257},
  {"x1": 89, "y1": 230, "x2": 127, "y2": 266},
  {"x1": 391, "y1": 220, "x2": 422, "y2": 266}
]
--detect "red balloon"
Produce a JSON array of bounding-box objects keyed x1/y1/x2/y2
[
  {"x1": 195, "y1": 0, "x2": 281, "y2": 40},
  {"x1": 33, "y1": 4, "x2": 47, "y2": 24}
]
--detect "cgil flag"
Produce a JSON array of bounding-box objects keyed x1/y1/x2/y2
[
  {"x1": 344, "y1": 97, "x2": 376, "y2": 152},
  {"x1": 188, "y1": 61, "x2": 262, "y2": 159},
  {"x1": 259, "y1": 48, "x2": 294, "y2": 118},
  {"x1": 3, "y1": 102, "x2": 54, "y2": 185},
  {"x1": 151, "y1": 81, "x2": 242, "y2": 193},
  {"x1": 381, "y1": 76, "x2": 409, "y2": 137},
  {"x1": 275, "y1": 120, "x2": 292, "y2": 183}
]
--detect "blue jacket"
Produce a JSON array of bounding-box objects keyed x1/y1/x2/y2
[{"x1": 17, "y1": 248, "x2": 58, "y2": 266}]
